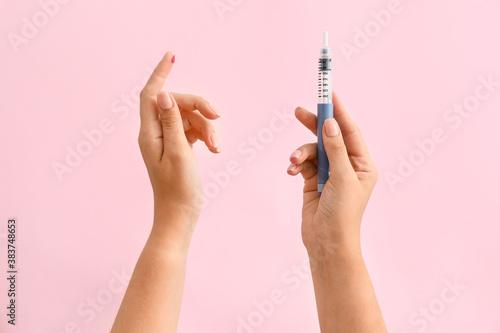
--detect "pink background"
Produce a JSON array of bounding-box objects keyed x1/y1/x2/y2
[{"x1": 1, "y1": 0, "x2": 500, "y2": 332}]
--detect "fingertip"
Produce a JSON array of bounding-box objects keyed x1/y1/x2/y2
[
  {"x1": 208, "y1": 132, "x2": 220, "y2": 151},
  {"x1": 295, "y1": 106, "x2": 304, "y2": 117},
  {"x1": 143, "y1": 53, "x2": 175, "y2": 96},
  {"x1": 208, "y1": 104, "x2": 221, "y2": 118},
  {"x1": 209, "y1": 138, "x2": 220, "y2": 153},
  {"x1": 157, "y1": 91, "x2": 173, "y2": 110},
  {"x1": 289, "y1": 149, "x2": 303, "y2": 163},
  {"x1": 163, "y1": 50, "x2": 175, "y2": 64},
  {"x1": 323, "y1": 118, "x2": 340, "y2": 137},
  {"x1": 208, "y1": 145, "x2": 220, "y2": 154}
]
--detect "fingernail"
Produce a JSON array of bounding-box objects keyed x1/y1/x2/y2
[
  {"x1": 158, "y1": 91, "x2": 173, "y2": 110},
  {"x1": 171, "y1": 54, "x2": 176, "y2": 64},
  {"x1": 324, "y1": 118, "x2": 340, "y2": 137},
  {"x1": 290, "y1": 149, "x2": 302, "y2": 160},
  {"x1": 210, "y1": 132, "x2": 219, "y2": 151},
  {"x1": 208, "y1": 104, "x2": 221, "y2": 117},
  {"x1": 287, "y1": 163, "x2": 296, "y2": 172}
]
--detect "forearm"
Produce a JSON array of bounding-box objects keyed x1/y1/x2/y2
[
  {"x1": 111, "y1": 216, "x2": 192, "y2": 333},
  {"x1": 121, "y1": 50, "x2": 214, "y2": 332},
  {"x1": 309, "y1": 245, "x2": 387, "y2": 333}
]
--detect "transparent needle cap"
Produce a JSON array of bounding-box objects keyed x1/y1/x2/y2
[{"x1": 318, "y1": 31, "x2": 332, "y2": 104}]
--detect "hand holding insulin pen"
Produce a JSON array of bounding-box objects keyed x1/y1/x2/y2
[{"x1": 317, "y1": 31, "x2": 334, "y2": 195}]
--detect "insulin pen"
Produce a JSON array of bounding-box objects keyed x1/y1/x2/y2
[{"x1": 317, "y1": 31, "x2": 333, "y2": 196}]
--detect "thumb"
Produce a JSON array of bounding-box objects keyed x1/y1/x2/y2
[
  {"x1": 322, "y1": 118, "x2": 354, "y2": 180},
  {"x1": 157, "y1": 91, "x2": 186, "y2": 150}
]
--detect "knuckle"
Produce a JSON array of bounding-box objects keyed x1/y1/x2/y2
[
  {"x1": 329, "y1": 141, "x2": 347, "y2": 155},
  {"x1": 160, "y1": 114, "x2": 178, "y2": 129},
  {"x1": 301, "y1": 161, "x2": 313, "y2": 172},
  {"x1": 195, "y1": 95, "x2": 208, "y2": 106},
  {"x1": 139, "y1": 88, "x2": 148, "y2": 100},
  {"x1": 166, "y1": 145, "x2": 189, "y2": 161},
  {"x1": 202, "y1": 122, "x2": 215, "y2": 135},
  {"x1": 301, "y1": 142, "x2": 316, "y2": 152},
  {"x1": 354, "y1": 124, "x2": 361, "y2": 135},
  {"x1": 297, "y1": 143, "x2": 317, "y2": 159},
  {"x1": 138, "y1": 133, "x2": 152, "y2": 150},
  {"x1": 138, "y1": 133, "x2": 146, "y2": 148},
  {"x1": 301, "y1": 162, "x2": 316, "y2": 180},
  {"x1": 371, "y1": 165, "x2": 379, "y2": 183}
]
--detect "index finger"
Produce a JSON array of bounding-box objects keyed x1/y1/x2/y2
[
  {"x1": 141, "y1": 51, "x2": 175, "y2": 97},
  {"x1": 295, "y1": 107, "x2": 317, "y2": 136}
]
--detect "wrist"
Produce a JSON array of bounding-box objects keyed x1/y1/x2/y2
[
  {"x1": 308, "y1": 247, "x2": 365, "y2": 284},
  {"x1": 148, "y1": 224, "x2": 192, "y2": 257},
  {"x1": 153, "y1": 196, "x2": 199, "y2": 228},
  {"x1": 149, "y1": 210, "x2": 198, "y2": 256},
  {"x1": 306, "y1": 237, "x2": 362, "y2": 269},
  {"x1": 153, "y1": 192, "x2": 202, "y2": 220}
]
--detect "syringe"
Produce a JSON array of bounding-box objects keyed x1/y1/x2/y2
[{"x1": 317, "y1": 31, "x2": 334, "y2": 195}]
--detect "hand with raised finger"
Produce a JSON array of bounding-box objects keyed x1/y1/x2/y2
[
  {"x1": 287, "y1": 91, "x2": 378, "y2": 258},
  {"x1": 138, "y1": 51, "x2": 221, "y2": 245},
  {"x1": 112, "y1": 51, "x2": 222, "y2": 333}
]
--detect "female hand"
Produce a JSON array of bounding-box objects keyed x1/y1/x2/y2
[
  {"x1": 287, "y1": 91, "x2": 378, "y2": 261},
  {"x1": 111, "y1": 52, "x2": 222, "y2": 333},
  {"x1": 139, "y1": 51, "x2": 221, "y2": 246}
]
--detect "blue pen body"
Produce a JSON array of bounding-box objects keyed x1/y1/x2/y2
[
  {"x1": 317, "y1": 103, "x2": 333, "y2": 195},
  {"x1": 317, "y1": 32, "x2": 333, "y2": 195}
]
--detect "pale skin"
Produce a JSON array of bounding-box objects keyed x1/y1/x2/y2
[
  {"x1": 111, "y1": 51, "x2": 387, "y2": 332},
  {"x1": 287, "y1": 93, "x2": 387, "y2": 332},
  {"x1": 110, "y1": 51, "x2": 221, "y2": 333}
]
